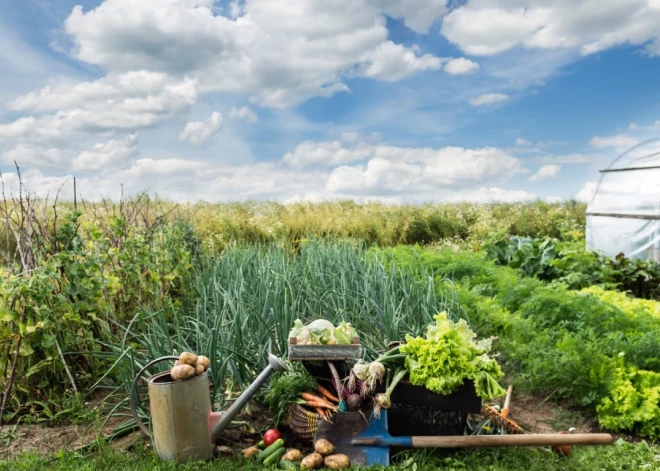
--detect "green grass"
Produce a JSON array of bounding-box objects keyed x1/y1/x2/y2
[{"x1": 2, "y1": 440, "x2": 657, "y2": 471}]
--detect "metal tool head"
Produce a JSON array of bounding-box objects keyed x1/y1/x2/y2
[
  {"x1": 314, "y1": 410, "x2": 397, "y2": 467},
  {"x1": 268, "y1": 353, "x2": 288, "y2": 372}
]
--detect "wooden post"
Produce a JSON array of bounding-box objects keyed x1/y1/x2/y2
[{"x1": 73, "y1": 177, "x2": 77, "y2": 210}]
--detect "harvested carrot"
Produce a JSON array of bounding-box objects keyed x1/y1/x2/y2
[
  {"x1": 298, "y1": 399, "x2": 338, "y2": 411},
  {"x1": 315, "y1": 407, "x2": 328, "y2": 421},
  {"x1": 302, "y1": 392, "x2": 335, "y2": 408},
  {"x1": 317, "y1": 385, "x2": 339, "y2": 403}
]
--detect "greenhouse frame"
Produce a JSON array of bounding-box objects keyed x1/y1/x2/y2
[{"x1": 586, "y1": 138, "x2": 660, "y2": 262}]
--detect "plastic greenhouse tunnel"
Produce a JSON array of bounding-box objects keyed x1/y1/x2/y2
[{"x1": 586, "y1": 138, "x2": 660, "y2": 262}]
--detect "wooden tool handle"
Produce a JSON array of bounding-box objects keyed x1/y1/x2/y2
[
  {"x1": 501, "y1": 385, "x2": 513, "y2": 418},
  {"x1": 412, "y1": 433, "x2": 614, "y2": 448}
]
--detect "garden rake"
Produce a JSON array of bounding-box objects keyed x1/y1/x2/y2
[{"x1": 472, "y1": 385, "x2": 523, "y2": 435}]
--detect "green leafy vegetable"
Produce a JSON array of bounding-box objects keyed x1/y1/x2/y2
[
  {"x1": 401, "y1": 312, "x2": 506, "y2": 399},
  {"x1": 309, "y1": 328, "x2": 333, "y2": 345},
  {"x1": 289, "y1": 319, "x2": 305, "y2": 338},
  {"x1": 597, "y1": 367, "x2": 660, "y2": 440},
  {"x1": 335, "y1": 321, "x2": 357, "y2": 345},
  {"x1": 265, "y1": 362, "x2": 317, "y2": 426}
]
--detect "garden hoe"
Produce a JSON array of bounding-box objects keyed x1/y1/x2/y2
[{"x1": 314, "y1": 410, "x2": 615, "y2": 467}]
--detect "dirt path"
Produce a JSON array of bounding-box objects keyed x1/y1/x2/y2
[
  {"x1": 0, "y1": 415, "x2": 139, "y2": 457},
  {"x1": 506, "y1": 393, "x2": 597, "y2": 434}
]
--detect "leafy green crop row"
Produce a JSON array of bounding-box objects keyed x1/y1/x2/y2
[
  {"x1": 382, "y1": 246, "x2": 660, "y2": 440},
  {"x1": 485, "y1": 235, "x2": 660, "y2": 300}
]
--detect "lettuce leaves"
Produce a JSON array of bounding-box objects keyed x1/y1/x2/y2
[
  {"x1": 401, "y1": 312, "x2": 506, "y2": 399},
  {"x1": 597, "y1": 367, "x2": 660, "y2": 440},
  {"x1": 335, "y1": 321, "x2": 357, "y2": 345}
]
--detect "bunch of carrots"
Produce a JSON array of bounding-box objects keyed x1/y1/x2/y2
[{"x1": 297, "y1": 385, "x2": 339, "y2": 421}]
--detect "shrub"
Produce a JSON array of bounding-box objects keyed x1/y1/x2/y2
[
  {"x1": 0, "y1": 199, "x2": 195, "y2": 423},
  {"x1": 484, "y1": 235, "x2": 660, "y2": 300}
]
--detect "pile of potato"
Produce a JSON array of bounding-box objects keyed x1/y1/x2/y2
[
  {"x1": 300, "y1": 439, "x2": 350, "y2": 470},
  {"x1": 170, "y1": 352, "x2": 210, "y2": 381}
]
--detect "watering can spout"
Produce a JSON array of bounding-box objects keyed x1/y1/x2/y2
[{"x1": 210, "y1": 353, "x2": 287, "y2": 443}]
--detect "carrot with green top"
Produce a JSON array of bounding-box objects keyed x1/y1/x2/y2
[
  {"x1": 317, "y1": 385, "x2": 339, "y2": 403},
  {"x1": 301, "y1": 392, "x2": 336, "y2": 408}
]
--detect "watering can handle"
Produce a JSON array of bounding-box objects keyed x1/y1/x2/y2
[{"x1": 130, "y1": 355, "x2": 179, "y2": 439}]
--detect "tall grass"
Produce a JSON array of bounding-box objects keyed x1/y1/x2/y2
[
  {"x1": 184, "y1": 200, "x2": 586, "y2": 252},
  {"x1": 100, "y1": 240, "x2": 461, "y2": 428}
]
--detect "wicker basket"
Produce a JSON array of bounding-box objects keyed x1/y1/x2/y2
[{"x1": 286, "y1": 404, "x2": 322, "y2": 442}]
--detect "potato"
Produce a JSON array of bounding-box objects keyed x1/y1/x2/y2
[
  {"x1": 196, "y1": 355, "x2": 210, "y2": 370},
  {"x1": 179, "y1": 351, "x2": 198, "y2": 366},
  {"x1": 283, "y1": 448, "x2": 302, "y2": 462},
  {"x1": 313, "y1": 439, "x2": 335, "y2": 456},
  {"x1": 173, "y1": 360, "x2": 180, "y2": 367},
  {"x1": 170, "y1": 364, "x2": 195, "y2": 381},
  {"x1": 194, "y1": 363, "x2": 205, "y2": 375},
  {"x1": 242, "y1": 446, "x2": 259, "y2": 459},
  {"x1": 300, "y1": 452, "x2": 323, "y2": 470},
  {"x1": 324, "y1": 454, "x2": 351, "y2": 470}
]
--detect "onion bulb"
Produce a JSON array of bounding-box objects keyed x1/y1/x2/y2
[
  {"x1": 375, "y1": 393, "x2": 391, "y2": 410},
  {"x1": 352, "y1": 361, "x2": 369, "y2": 381},
  {"x1": 366, "y1": 361, "x2": 385, "y2": 388},
  {"x1": 373, "y1": 367, "x2": 407, "y2": 417}
]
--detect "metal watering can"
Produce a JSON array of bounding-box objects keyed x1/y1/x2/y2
[{"x1": 130, "y1": 353, "x2": 287, "y2": 462}]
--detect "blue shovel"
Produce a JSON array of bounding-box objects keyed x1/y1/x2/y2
[{"x1": 314, "y1": 410, "x2": 614, "y2": 467}]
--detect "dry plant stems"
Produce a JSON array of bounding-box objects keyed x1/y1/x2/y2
[{"x1": 0, "y1": 165, "x2": 79, "y2": 422}]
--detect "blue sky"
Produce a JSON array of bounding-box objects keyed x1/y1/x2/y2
[{"x1": 1, "y1": 0, "x2": 660, "y2": 203}]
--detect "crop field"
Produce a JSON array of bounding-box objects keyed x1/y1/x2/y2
[{"x1": 1, "y1": 198, "x2": 660, "y2": 470}]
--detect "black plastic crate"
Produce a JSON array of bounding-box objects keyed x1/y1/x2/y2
[
  {"x1": 375, "y1": 379, "x2": 481, "y2": 437},
  {"x1": 387, "y1": 405, "x2": 468, "y2": 437},
  {"x1": 375, "y1": 379, "x2": 482, "y2": 413}
]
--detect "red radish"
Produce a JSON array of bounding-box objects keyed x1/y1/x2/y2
[
  {"x1": 263, "y1": 429, "x2": 282, "y2": 446},
  {"x1": 551, "y1": 431, "x2": 572, "y2": 457}
]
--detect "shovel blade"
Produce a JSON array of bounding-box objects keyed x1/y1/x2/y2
[{"x1": 314, "y1": 411, "x2": 391, "y2": 467}]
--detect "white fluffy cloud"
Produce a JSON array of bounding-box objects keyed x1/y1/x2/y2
[
  {"x1": 283, "y1": 137, "x2": 528, "y2": 193},
  {"x1": 589, "y1": 134, "x2": 639, "y2": 152},
  {"x1": 0, "y1": 133, "x2": 535, "y2": 203},
  {"x1": 534, "y1": 153, "x2": 597, "y2": 164},
  {"x1": 72, "y1": 134, "x2": 138, "y2": 172},
  {"x1": 470, "y1": 93, "x2": 509, "y2": 106},
  {"x1": 528, "y1": 164, "x2": 560, "y2": 182},
  {"x1": 516, "y1": 137, "x2": 531, "y2": 147},
  {"x1": 3, "y1": 72, "x2": 197, "y2": 144},
  {"x1": 179, "y1": 111, "x2": 223, "y2": 145},
  {"x1": 443, "y1": 57, "x2": 480, "y2": 75},
  {"x1": 62, "y1": 0, "x2": 455, "y2": 108},
  {"x1": 318, "y1": 141, "x2": 527, "y2": 194},
  {"x1": 283, "y1": 140, "x2": 371, "y2": 168},
  {"x1": 359, "y1": 42, "x2": 444, "y2": 81},
  {"x1": 442, "y1": 0, "x2": 660, "y2": 57},
  {"x1": 2, "y1": 135, "x2": 139, "y2": 173},
  {"x1": 444, "y1": 187, "x2": 537, "y2": 203},
  {"x1": 229, "y1": 106, "x2": 258, "y2": 124},
  {"x1": 0, "y1": 71, "x2": 197, "y2": 172}
]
